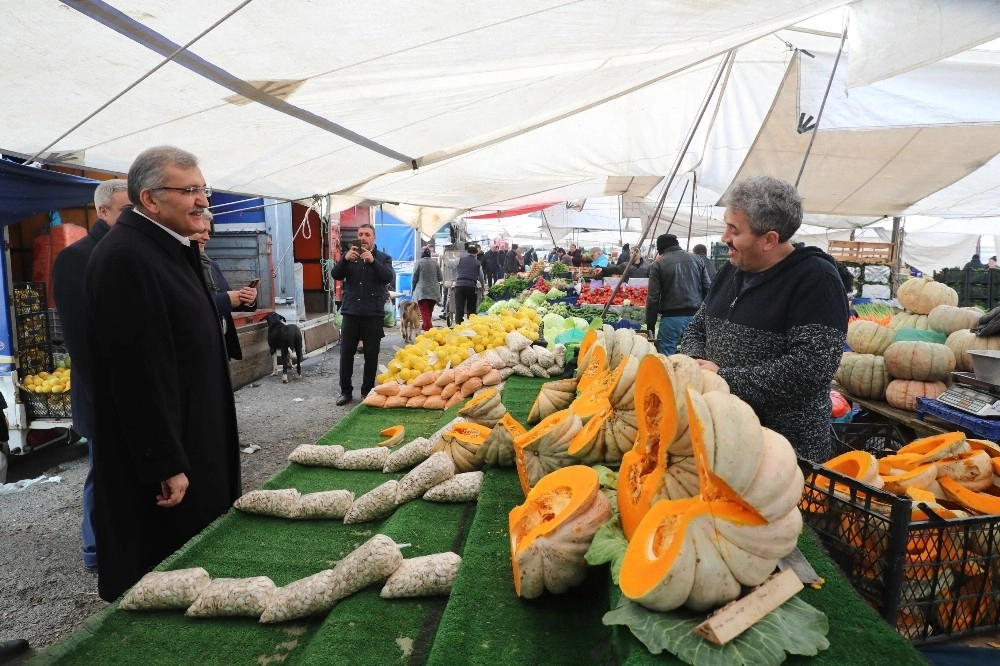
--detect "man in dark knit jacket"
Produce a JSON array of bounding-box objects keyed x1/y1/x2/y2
[{"x1": 680, "y1": 176, "x2": 848, "y2": 462}]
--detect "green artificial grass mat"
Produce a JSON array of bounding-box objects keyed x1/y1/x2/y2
[{"x1": 33, "y1": 375, "x2": 926, "y2": 665}]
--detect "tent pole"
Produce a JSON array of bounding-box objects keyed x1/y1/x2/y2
[
  {"x1": 649, "y1": 181, "x2": 688, "y2": 250},
  {"x1": 890, "y1": 216, "x2": 903, "y2": 298},
  {"x1": 794, "y1": 25, "x2": 849, "y2": 188},
  {"x1": 600, "y1": 49, "x2": 736, "y2": 321},
  {"x1": 540, "y1": 210, "x2": 558, "y2": 247},
  {"x1": 686, "y1": 171, "x2": 697, "y2": 250}
]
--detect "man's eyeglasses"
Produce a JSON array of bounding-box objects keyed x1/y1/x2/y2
[{"x1": 153, "y1": 185, "x2": 213, "y2": 198}]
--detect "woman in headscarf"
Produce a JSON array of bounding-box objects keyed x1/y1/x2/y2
[{"x1": 411, "y1": 246, "x2": 443, "y2": 331}]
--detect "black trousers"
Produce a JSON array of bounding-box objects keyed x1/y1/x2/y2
[
  {"x1": 340, "y1": 314, "x2": 384, "y2": 396},
  {"x1": 454, "y1": 286, "x2": 478, "y2": 323}
]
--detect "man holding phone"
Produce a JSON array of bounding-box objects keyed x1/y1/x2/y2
[
  {"x1": 189, "y1": 210, "x2": 258, "y2": 360},
  {"x1": 330, "y1": 223, "x2": 394, "y2": 406}
]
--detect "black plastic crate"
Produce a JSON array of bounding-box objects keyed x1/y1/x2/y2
[
  {"x1": 47, "y1": 308, "x2": 63, "y2": 344},
  {"x1": 11, "y1": 282, "x2": 47, "y2": 315},
  {"x1": 15, "y1": 312, "x2": 49, "y2": 347},
  {"x1": 799, "y1": 449, "x2": 1000, "y2": 643},
  {"x1": 16, "y1": 345, "x2": 52, "y2": 373},
  {"x1": 19, "y1": 388, "x2": 72, "y2": 419},
  {"x1": 832, "y1": 421, "x2": 908, "y2": 455}
]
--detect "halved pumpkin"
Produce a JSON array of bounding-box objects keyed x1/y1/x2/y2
[
  {"x1": 378, "y1": 425, "x2": 406, "y2": 448},
  {"x1": 509, "y1": 465, "x2": 612, "y2": 598},
  {"x1": 476, "y1": 413, "x2": 526, "y2": 468},
  {"x1": 432, "y1": 422, "x2": 492, "y2": 473},
  {"x1": 618, "y1": 386, "x2": 804, "y2": 613},
  {"x1": 514, "y1": 409, "x2": 582, "y2": 495},
  {"x1": 458, "y1": 386, "x2": 507, "y2": 428},
  {"x1": 527, "y1": 378, "x2": 578, "y2": 424}
]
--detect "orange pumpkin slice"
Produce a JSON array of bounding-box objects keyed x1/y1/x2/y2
[
  {"x1": 936, "y1": 450, "x2": 994, "y2": 491},
  {"x1": 567, "y1": 401, "x2": 615, "y2": 465},
  {"x1": 939, "y1": 476, "x2": 1000, "y2": 515},
  {"x1": 618, "y1": 356, "x2": 679, "y2": 539},
  {"x1": 378, "y1": 425, "x2": 406, "y2": 447},
  {"x1": 818, "y1": 450, "x2": 884, "y2": 492},
  {"x1": 967, "y1": 438, "x2": 1000, "y2": 458},
  {"x1": 897, "y1": 432, "x2": 969, "y2": 463},
  {"x1": 576, "y1": 344, "x2": 608, "y2": 394},
  {"x1": 881, "y1": 463, "x2": 938, "y2": 495}
]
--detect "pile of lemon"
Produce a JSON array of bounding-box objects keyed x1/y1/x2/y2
[
  {"x1": 22, "y1": 367, "x2": 71, "y2": 394},
  {"x1": 378, "y1": 308, "x2": 540, "y2": 384}
]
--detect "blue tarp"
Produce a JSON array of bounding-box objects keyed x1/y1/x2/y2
[
  {"x1": 0, "y1": 158, "x2": 98, "y2": 224},
  {"x1": 374, "y1": 209, "x2": 416, "y2": 261}
]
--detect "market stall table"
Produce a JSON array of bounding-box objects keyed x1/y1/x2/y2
[
  {"x1": 832, "y1": 382, "x2": 951, "y2": 439},
  {"x1": 37, "y1": 377, "x2": 926, "y2": 665}
]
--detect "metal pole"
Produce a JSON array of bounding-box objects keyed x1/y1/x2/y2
[
  {"x1": 794, "y1": 26, "x2": 849, "y2": 188},
  {"x1": 686, "y1": 171, "x2": 697, "y2": 250},
  {"x1": 890, "y1": 216, "x2": 903, "y2": 298},
  {"x1": 600, "y1": 49, "x2": 736, "y2": 320}
]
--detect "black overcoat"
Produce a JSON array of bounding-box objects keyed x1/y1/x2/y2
[
  {"x1": 84, "y1": 209, "x2": 241, "y2": 602},
  {"x1": 52, "y1": 219, "x2": 110, "y2": 438}
]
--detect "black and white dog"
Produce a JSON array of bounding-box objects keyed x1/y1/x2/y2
[{"x1": 266, "y1": 312, "x2": 303, "y2": 383}]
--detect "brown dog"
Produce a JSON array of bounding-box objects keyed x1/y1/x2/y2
[{"x1": 400, "y1": 300, "x2": 421, "y2": 344}]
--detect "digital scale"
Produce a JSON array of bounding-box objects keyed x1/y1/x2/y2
[{"x1": 934, "y1": 372, "x2": 1000, "y2": 417}]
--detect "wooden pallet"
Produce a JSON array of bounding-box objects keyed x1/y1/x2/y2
[{"x1": 828, "y1": 240, "x2": 895, "y2": 264}]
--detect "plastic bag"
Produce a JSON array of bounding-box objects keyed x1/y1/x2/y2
[
  {"x1": 553, "y1": 328, "x2": 585, "y2": 346},
  {"x1": 384, "y1": 301, "x2": 396, "y2": 327}
]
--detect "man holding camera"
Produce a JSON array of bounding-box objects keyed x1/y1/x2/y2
[{"x1": 330, "y1": 223, "x2": 395, "y2": 406}]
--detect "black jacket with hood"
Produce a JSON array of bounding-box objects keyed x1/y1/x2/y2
[{"x1": 680, "y1": 246, "x2": 848, "y2": 461}]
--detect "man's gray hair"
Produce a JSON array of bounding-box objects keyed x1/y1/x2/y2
[
  {"x1": 202, "y1": 209, "x2": 214, "y2": 223},
  {"x1": 94, "y1": 178, "x2": 127, "y2": 210},
  {"x1": 127, "y1": 146, "x2": 199, "y2": 207},
  {"x1": 724, "y1": 175, "x2": 803, "y2": 243}
]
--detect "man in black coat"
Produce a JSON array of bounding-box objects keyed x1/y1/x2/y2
[
  {"x1": 482, "y1": 246, "x2": 498, "y2": 287},
  {"x1": 84, "y1": 146, "x2": 241, "y2": 602},
  {"x1": 505, "y1": 244, "x2": 522, "y2": 274},
  {"x1": 330, "y1": 223, "x2": 395, "y2": 405},
  {"x1": 52, "y1": 178, "x2": 130, "y2": 572}
]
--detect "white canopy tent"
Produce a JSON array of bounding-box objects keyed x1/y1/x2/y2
[{"x1": 2, "y1": 0, "x2": 1000, "y2": 252}]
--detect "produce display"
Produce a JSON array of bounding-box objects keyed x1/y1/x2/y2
[
  {"x1": 118, "y1": 266, "x2": 1000, "y2": 660},
  {"x1": 818, "y1": 433, "x2": 999, "y2": 509},
  {"x1": 837, "y1": 283, "x2": 969, "y2": 406},
  {"x1": 576, "y1": 283, "x2": 647, "y2": 306},
  {"x1": 805, "y1": 433, "x2": 1000, "y2": 638},
  {"x1": 20, "y1": 366, "x2": 71, "y2": 394}
]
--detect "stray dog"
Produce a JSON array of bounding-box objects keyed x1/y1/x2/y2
[
  {"x1": 266, "y1": 312, "x2": 303, "y2": 383},
  {"x1": 400, "y1": 300, "x2": 421, "y2": 344}
]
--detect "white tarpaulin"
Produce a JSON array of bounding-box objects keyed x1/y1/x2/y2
[
  {"x1": 4, "y1": 0, "x2": 1000, "y2": 240},
  {"x1": 846, "y1": 0, "x2": 1000, "y2": 88},
  {"x1": 0, "y1": 0, "x2": 845, "y2": 208},
  {"x1": 726, "y1": 48, "x2": 1000, "y2": 217}
]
